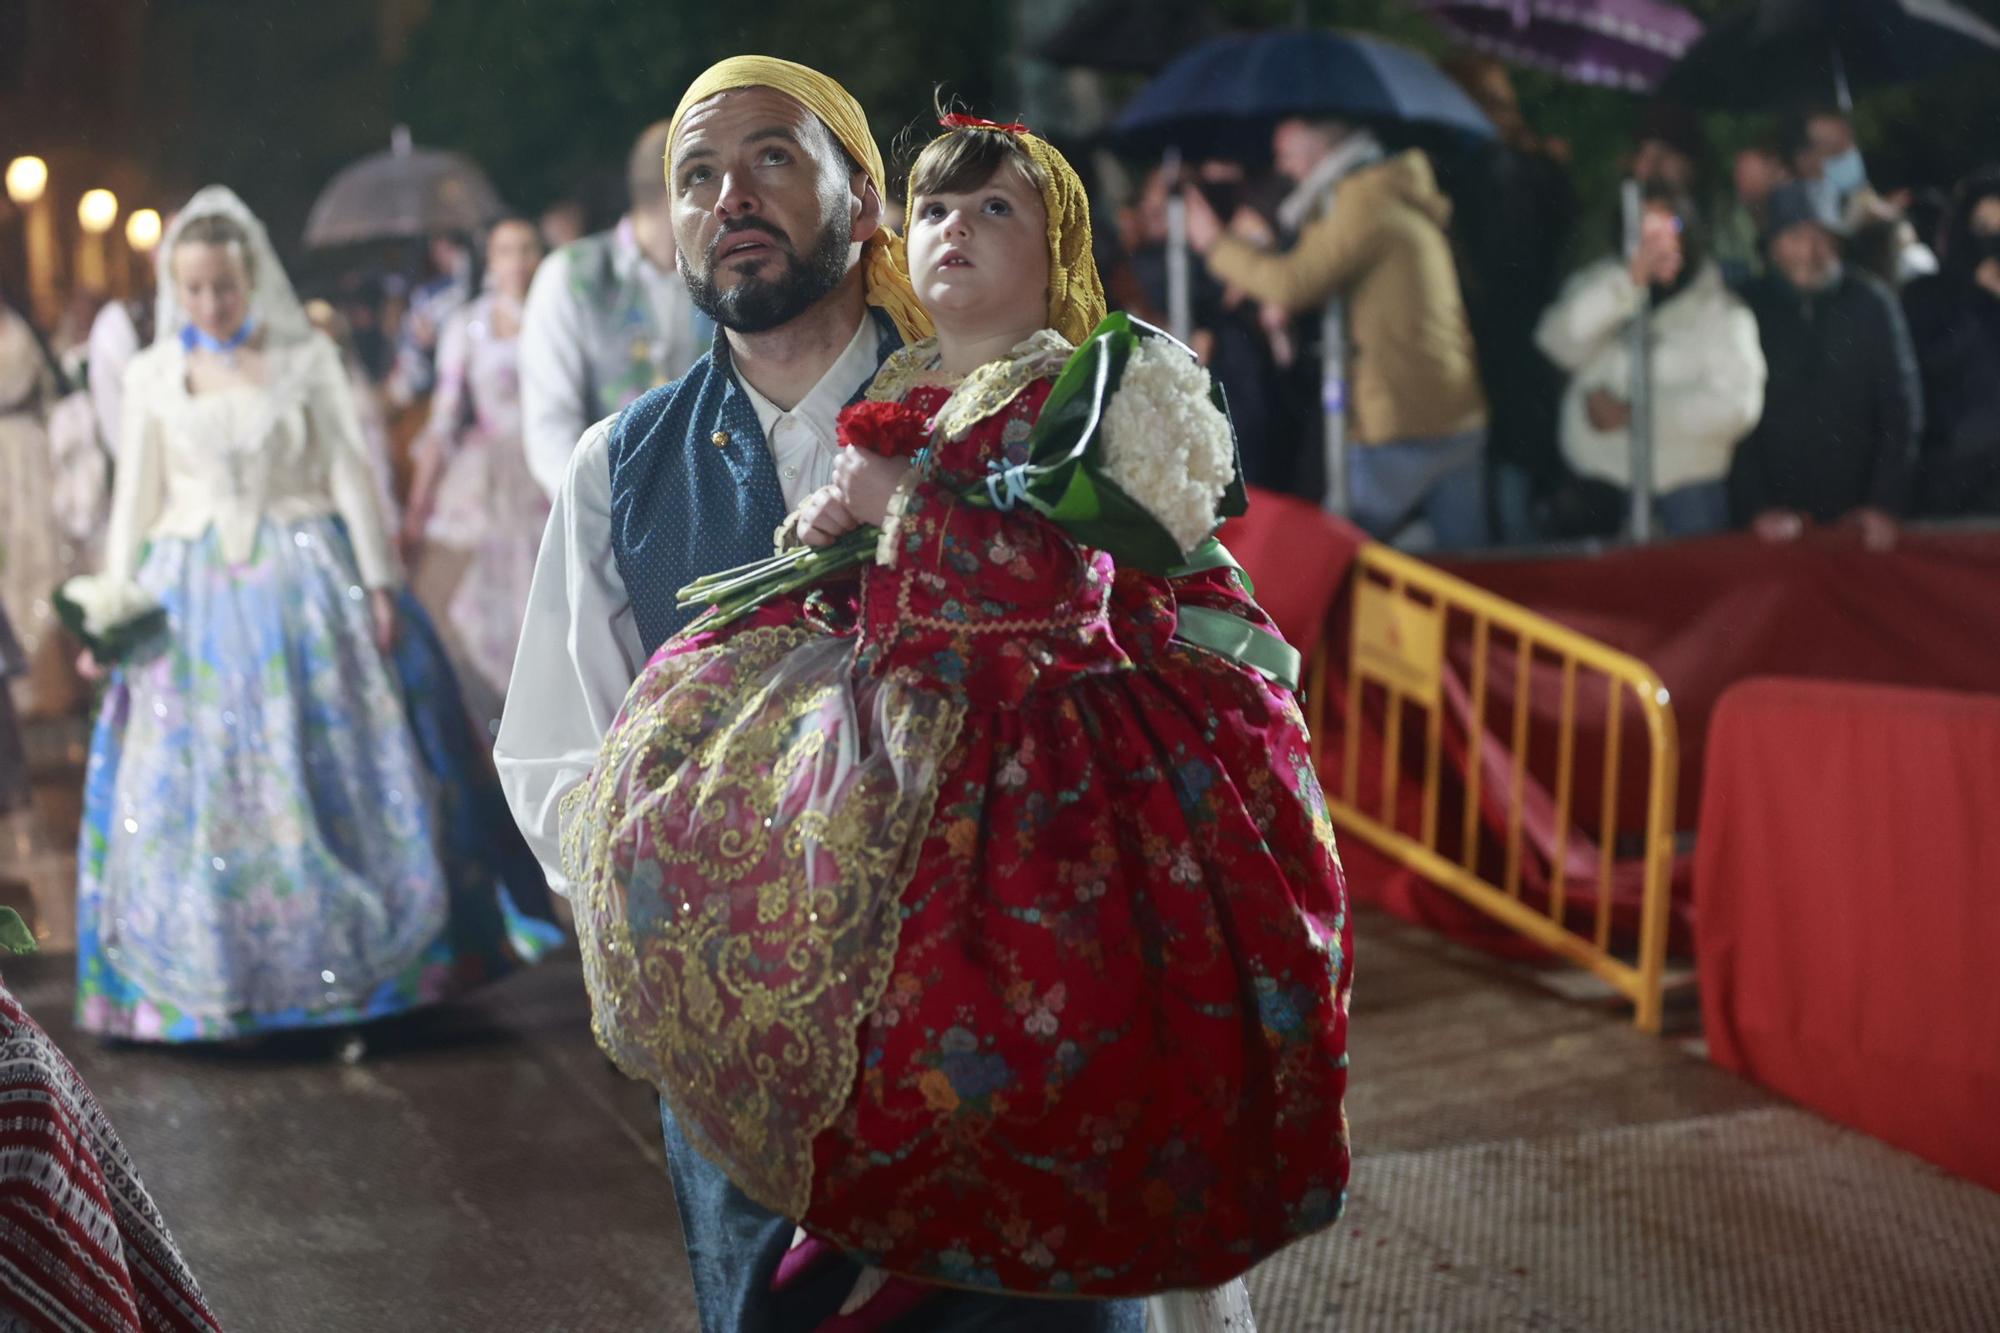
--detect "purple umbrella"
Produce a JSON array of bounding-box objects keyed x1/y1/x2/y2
[{"x1": 1420, "y1": 0, "x2": 1705, "y2": 91}]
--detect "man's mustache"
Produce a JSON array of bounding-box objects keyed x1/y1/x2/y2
[{"x1": 707, "y1": 218, "x2": 793, "y2": 266}]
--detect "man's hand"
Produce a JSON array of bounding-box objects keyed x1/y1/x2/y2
[
  {"x1": 1181, "y1": 187, "x2": 1223, "y2": 255},
  {"x1": 1228, "y1": 205, "x2": 1276, "y2": 250},
  {"x1": 1850, "y1": 506, "x2": 1899, "y2": 552},
  {"x1": 1585, "y1": 388, "x2": 1633, "y2": 433},
  {"x1": 1752, "y1": 509, "x2": 1807, "y2": 543},
  {"x1": 1259, "y1": 302, "x2": 1296, "y2": 368},
  {"x1": 795, "y1": 485, "x2": 861, "y2": 548},
  {"x1": 831, "y1": 449, "x2": 914, "y2": 529}
]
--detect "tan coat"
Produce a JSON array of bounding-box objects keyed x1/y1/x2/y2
[{"x1": 1207, "y1": 150, "x2": 1487, "y2": 447}]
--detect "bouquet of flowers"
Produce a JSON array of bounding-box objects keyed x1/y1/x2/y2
[
  {"x1": 53, "y1": 574, "x2": 168, "y2": 666},
  {"x1": 678, "y1": 312, "x2": 1248, "y2": 628}
]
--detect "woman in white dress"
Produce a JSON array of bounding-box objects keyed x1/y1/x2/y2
[{"x1": 73, "y1": 186, "x2": 559, "y2": 1043}]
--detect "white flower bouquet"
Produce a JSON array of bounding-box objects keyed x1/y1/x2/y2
[{"x1": 53, "y1": 573, "x2": 168, "y2": 665}]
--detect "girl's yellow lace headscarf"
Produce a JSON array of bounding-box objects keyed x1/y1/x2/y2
[
  {"x1": 667, "y1": 56, "x2": 932, "y2": 344},
  {"x1": 920, "y1": 115, "x2": 1107, "y2": 347}
]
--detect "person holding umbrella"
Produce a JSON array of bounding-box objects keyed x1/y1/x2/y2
[{"x1": 1181, "y1": 118, "x2": 1490, "y2": 547}]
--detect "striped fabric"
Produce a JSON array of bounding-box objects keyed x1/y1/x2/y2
[{"x1": 0, "y1": 980, "x2": 221, "y2": 1332}]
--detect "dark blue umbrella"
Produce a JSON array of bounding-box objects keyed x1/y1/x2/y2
[{"x1": 1111, "y1": 28, "x2": 1495, "y2": 158}]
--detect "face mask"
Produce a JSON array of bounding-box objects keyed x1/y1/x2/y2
[
  {"x1": 1973, "y1": 231, "x2": 2000, "y2": 266},
  {"x1": 1821, "y1": 146, "x2": 1868, "y2": 198}
]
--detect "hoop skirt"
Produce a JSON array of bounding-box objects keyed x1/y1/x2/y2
[{"x1": 75, "y1": 513, "x2": 559, "y2": 1041}]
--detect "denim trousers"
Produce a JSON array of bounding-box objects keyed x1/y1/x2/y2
[
  {"x1": 660, "y1": 1104, "x2": 1148, "y2": 1332},
  {"x1": 1345, "y1": 427, "x2": 1490, "y2": 550}
]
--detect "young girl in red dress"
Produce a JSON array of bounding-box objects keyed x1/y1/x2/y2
[{"x1": 566, "y1": 119, "x2": 1352, "y2": 1304}]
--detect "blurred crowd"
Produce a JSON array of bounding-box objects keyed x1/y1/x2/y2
[
  {"x1": 6, "y1": 64, "x2": 2000, "y2": 721},
  {"x1": 0, "y1": 121, "x2": 709, "y2": 736},
  {"x1": 1091, "y1": 59, "x2": 2000, "y2": 552}
]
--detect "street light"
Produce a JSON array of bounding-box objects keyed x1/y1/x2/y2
[
  {"x1": 5, "y1": 156, "x2": 48, "y2": 206},
  {"x1": 6, "y1": 156, "x2": 59, "y2": 325},
  {"x1": 77, "y1": 189, "x2": 119, "y2": 234},
  {"x1": 75, "y1": 188, "x2": 121, "y2": 295},
  {"x1": 125, "y1": 208, "x2": 162, "y2": 252}
]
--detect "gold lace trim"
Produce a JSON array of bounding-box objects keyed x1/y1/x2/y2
[
  {"x1": 561, "y1": 626, "x2": 965, "y2": 1217},
  {"x1": 865, "y1": 329, "x2": 1073, "y2": 442},
  {"x1": 893, "y1": 543, "x2": 1110, "y2": 637}
]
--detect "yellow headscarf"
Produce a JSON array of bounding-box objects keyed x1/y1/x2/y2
[
  {"x1": 667, "y1": 56, "x2": 932, "y2": 344},
  {"x1": 917, "y1": 116, "x2": 1107, "y2": 348}
]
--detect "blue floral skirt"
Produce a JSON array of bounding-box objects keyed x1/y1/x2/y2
[{"x1": 75, "y1": 515, "x2": 560, "y2": 1041}]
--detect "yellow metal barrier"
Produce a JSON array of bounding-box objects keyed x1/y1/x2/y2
[{"x1": 1310, "y1": 541, "x2": 1680, "y2": 1032}]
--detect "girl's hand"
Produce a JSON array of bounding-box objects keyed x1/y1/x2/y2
[
  {"x1": 831, "y1": 449, "x2": 915, "y2": 529},
  {"x1": 370, "y1": 588, "x2": 398, "y2": 654},
  {"x1": 75, "y1": 650, "x2": 105, "y2": 682},
  {"x1": 795, "y1": 485, "x2": 860, "y2": 548}
]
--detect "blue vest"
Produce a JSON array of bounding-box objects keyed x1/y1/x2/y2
[{"x1": 608, "y1": 308, "x2": 905, "y2": 654}]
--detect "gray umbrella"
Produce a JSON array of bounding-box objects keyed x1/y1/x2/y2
[{"x1": 304, "y1": 126, "x2": 506, "y2": 247}]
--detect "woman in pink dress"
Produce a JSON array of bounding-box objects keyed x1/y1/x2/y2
[{"x1": 403, "y1": 217, "x2": 548, "y2": 729}]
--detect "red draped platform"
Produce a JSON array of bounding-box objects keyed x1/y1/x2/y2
[
  {"x1": 1226, "y1": 491, "x2": 2000, "y2": 1184},
  {"x1": 1697, "y1": 679, "x2": 2000, "y2": 1191},
  {"x1": 1439, "y1": 524, "x2": 2000, "y2": 825}
]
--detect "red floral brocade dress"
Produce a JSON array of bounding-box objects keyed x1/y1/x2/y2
[{"x1": 566, "y1": 333, "x2": 1352, "y2": 1298}]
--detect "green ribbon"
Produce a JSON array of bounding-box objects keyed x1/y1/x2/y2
[
  {"x1": 1173, "y1": 605, "x2": 1302, "y2": 691},
  {"x1": 0, "y1": 908, "x2": 35, "y2": 955},
  {"x1": 1166, "y1": 536, "x2": 1254, "y2": 593}
]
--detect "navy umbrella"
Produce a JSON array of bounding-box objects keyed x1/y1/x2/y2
[
  {"x1": 1111, "y1": 28, "x2": 1496, "y2": 159},
  {"x1": 1112, "y1": 30, "x2": 1492, "y2": 521},
  {"x1": 1659, "y1": 0, "x2": 2000, "y2": 110}
]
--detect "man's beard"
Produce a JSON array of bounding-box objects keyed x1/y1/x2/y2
[{"x1": 684, "y1": 212, "x2": 851, "y2": 334}]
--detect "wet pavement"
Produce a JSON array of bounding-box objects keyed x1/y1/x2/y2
[{"x1": 6, "y1": 910, "x2": 1998, "y2": 1332}]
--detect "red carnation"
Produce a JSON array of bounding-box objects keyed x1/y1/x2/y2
[{"x1": 837, "y1": 401, "x2": 933, "y2": 460}]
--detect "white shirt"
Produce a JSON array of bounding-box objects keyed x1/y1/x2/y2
[
  {"x1": 519, "y1": 218, "x2": 705, "y2": 498},
  {"x1": 494, "y1": 317, "x2": 878, "y2": 894},
  {"x1": 736, "y1": 314, "x2": 875, "y2": 509}
]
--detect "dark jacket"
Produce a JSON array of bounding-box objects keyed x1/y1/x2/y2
[
  {"x1": 1729, "y1": 269, "x2": 1923, "y2": 524},
  {"x1": 1903, "y1": 279, "x2": 2000, "y2": 515},
  {"x1": 1900, "y1": 170, "x2": 2000, "y2": 516}
]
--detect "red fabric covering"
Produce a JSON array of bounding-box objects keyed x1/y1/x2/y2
[
  {"x1": 1218, "y1": 489, "x2": 1358, "y2": 653},
  {"x1": 1696, "y1": 679, "x2": 2000, "y2": 1191},
  {"x1": 1441, "y1": 526, "x2": 2000, "y2": 824}
]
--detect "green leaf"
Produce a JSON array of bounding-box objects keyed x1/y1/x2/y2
[
  {"x1": 0, "y1": 908, "x2": 35, "y2": 955},
  {"x1": 1059, "y1": 472, "x2": 1192, "y2": 575}
]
